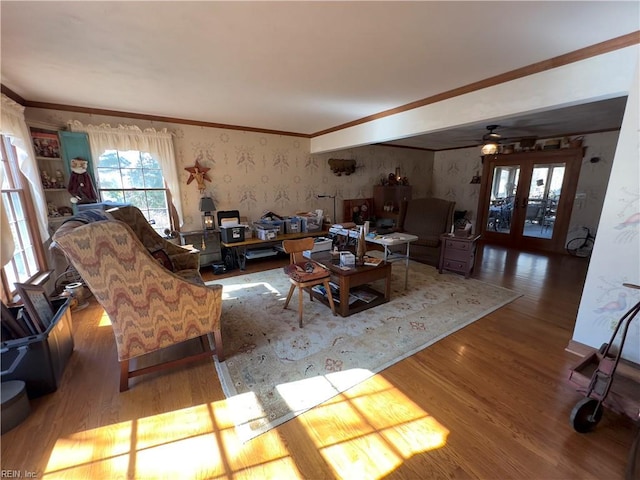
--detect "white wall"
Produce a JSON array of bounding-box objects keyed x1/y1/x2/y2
[{"x1": 571, "y1": 63, "x2": 640, "y2": 362}]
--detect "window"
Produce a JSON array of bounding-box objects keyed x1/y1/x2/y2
[
  {"x1": 96, "y1": 150, "x2": 171, "y2": 234},
  {"x1": 1, "y1": 135, "x2": 46, "y2": 301}
]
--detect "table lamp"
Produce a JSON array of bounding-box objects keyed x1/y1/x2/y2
[{"x1": 199, "y1": 196, "x2": 216, "y2": 230}]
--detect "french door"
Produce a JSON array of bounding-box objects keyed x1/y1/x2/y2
[{"x1": 477, "y1": 148, "x2": 583, "y2": 252}]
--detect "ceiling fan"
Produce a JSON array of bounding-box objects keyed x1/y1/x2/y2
[
  {"x1": 478, "y1": 124, "x2": 540, "y2": 154},
  {"x1": 480, "y1": 125, "x2": 501, "y2": 155}
]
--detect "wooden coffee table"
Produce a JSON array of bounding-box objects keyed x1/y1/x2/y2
[{"x1": 309, "y1": 252, "x2": 392, "y2": 317}]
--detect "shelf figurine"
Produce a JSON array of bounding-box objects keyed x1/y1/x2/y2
[
  {"x1": 55, "y1": 170, "x2": 65, "y2": 188},
  {"x1": 41, "y1": 170, "x2": 51, "y2": 189}
]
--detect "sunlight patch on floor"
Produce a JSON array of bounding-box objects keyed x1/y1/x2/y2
[
  {"x1": 98, "y1": 310, "x2": 111, "y2": 327},
  {"x1": 275, "y1": 368, "x2": 372, "y2": 414},
  {"x1": 299, "y1": 374, "x2": 449, "y2": 479},
  {"x1": 42, "y1": 399, "x2": 301, "y2": 479},
  {"x1": 220, "y1": 280, "x2": 281, "y2": 301}
]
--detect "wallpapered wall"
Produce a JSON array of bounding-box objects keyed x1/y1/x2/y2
[
  {"x1": 572, "y1": 67, "x2": 639, "y2": 364},
  {"x1": 431, "y1": 131, "x2": 620, "y2": 240},
  {"x1": 26, "y1": 108, "x2": 432, "y2": 230}
]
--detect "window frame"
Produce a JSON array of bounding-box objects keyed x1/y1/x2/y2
[
  {"x1": 1, "y1": 135, "x2": 48, "y2": 303},
  {"x1": 96, "y1": 149, "x2": 173, "y2": 234}
]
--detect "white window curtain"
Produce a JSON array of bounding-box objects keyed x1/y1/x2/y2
[
  {"x1": 68, "y1": 120, "x2": 184, "y2": 226},
  {"x1": 0, "y1": 94, "x2": 49, "y2": 242}
]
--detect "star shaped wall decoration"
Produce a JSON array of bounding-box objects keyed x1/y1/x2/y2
[{"x1": 185, "y1": 160, "x2": 212, "y2": 192}]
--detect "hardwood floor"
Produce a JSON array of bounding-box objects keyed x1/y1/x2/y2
[{"x1": 2, "y1": 245, "x2": 637, "y2": 479}]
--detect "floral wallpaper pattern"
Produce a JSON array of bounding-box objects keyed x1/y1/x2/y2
[{"x1": 25, "y1": 108, "x2": 431, "y2": 230}]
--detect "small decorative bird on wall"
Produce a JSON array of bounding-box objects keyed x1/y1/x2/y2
[{"x1": 185, "y1": 160, "x2": 211, "y2": 193}]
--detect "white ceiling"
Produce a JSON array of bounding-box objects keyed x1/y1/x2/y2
[{"x1": 1, "y1": 1, "x2": 638, "y2": 150}]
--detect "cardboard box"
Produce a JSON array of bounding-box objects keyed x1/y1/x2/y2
[{"x1": 220, "y1": 225, "x2": 245, "y2": 243}]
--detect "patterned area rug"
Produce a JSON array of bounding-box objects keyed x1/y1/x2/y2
[{"x1": 208, "y1": 257, "x2": 520, "y2": 442}]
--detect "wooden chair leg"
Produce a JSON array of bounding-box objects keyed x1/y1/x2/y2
[
  {"x1": 119, "y1": 360, "x2": 130, "y2": 392},
  {"x1": 213, "y1": 329, "x2": 224, "y2": 362},
  {"x1": 298, "y1": 285, "x2": 304, "y2": 328},
  {"x1": 324, "y1": 279, "x2": 337, "y2": 316},
  {"x1": 284, "y1": 284, "x2": 295, "y2": 309}
]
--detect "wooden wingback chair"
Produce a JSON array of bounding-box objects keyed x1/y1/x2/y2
[
  {"x1": 53, "y1": 220, "x2": 224, "y2": 391},
  {"x1": 282, "y1": 238, "x2": 336, "y2": 328}
]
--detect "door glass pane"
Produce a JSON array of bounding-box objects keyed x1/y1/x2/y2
[
  {"x1": 522, "y1": 163, "x2": 565, "y2": 239},
  {"x1": 487, "y1": 165, "x2": 519, "y2": 234}
]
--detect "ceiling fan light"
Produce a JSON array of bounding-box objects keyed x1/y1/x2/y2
[{"x1": 481, "y1": 142, "x2": 498, "y2": 155}]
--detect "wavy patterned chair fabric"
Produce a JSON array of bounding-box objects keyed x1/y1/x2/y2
[
  {"x1": 53, "y1": 220, "x2": 224, "y2": 391},
  {"x1": 282, "y1": 237, "x2": 336, "y2": 328},
  {"x1": 108, "y1": 205, "x2": 199, "y2": 274}
]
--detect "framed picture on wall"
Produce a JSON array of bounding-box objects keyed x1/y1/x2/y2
[
  {"x1": 31, "y1": 131, "x2": 61, "y2": 158},
  {"x1": 15, "y1": 283, "x2": 55, "y2": 333}
]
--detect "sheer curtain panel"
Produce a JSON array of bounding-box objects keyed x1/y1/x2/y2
[
  {"x1": 68, "y1": 120, "x2": 184, "y2": 226},
  {"x1": 0, "y1": 94, "x2": 49, "y2": 242}
]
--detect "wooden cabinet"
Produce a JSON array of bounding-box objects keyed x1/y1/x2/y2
[
  {"x1": 438, "y1": 234, "x2": 481, "y2": 278},
  {"x1": 179, "y1": 230, "x2": 221, "y2": 267},
  {"x1": 373, "y1": 185, "x2": 412, "y2": 229}
]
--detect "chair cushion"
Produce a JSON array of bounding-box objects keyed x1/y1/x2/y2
[{"x1": 284, "y1": 262, "x2": 329, "y2": 283}]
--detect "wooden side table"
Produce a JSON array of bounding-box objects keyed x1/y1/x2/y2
[{"x1": 438, "y1": 233, "x2": 481, "y2": 278}]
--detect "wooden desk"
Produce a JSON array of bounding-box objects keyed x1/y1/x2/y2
[{"x1": 221, "y1": 230, "x2": 328, "y2": 270}]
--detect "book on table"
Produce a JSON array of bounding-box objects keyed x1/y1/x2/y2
[
  {"x1": 351, "y1": 288, "x2": 378, "y2": 303},
  {"x1": 363, "y1": 255, "x2": 383, "y2": 266}
]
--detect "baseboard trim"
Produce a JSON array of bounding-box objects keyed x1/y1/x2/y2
[{"x1": 565, "y1": 339, "x2": 595, "y2": 357}]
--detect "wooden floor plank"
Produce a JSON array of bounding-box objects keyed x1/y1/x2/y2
[{"x1": 1, "y1": 245, "x2": 637, "y2": 479}]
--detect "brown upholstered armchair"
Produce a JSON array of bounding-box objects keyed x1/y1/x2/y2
[
  {"x1": 53, "y1": 220, "x2": 224, "y2": 391},
  {"x1": 399, "y1": 197, "x2": 456, "y2": 266}
]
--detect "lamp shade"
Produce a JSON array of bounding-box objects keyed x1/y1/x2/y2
[
  {"x1": 199, "y1": 196, "x2": 216, "y2": 212},
  {"x1": 481, "y1": 143, "x2": 499, "y2": 155}
]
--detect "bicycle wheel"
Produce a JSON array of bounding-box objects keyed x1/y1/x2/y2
[{"x1": 566, "y1": 236, "x2": 594, "y2": 257}]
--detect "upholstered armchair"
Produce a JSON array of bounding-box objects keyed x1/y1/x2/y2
[
  {"x1": 53, "y1": 220, "x2": 224, "y2": 391},
  {"x1": 108, "y1": 205, "x2": 200, "y2": 278},
  {"x1": 399, "y1": 198, "x2": 456, "y2": 266},
  {"x1": 51, "y1": 205, "x2": 202, "y2": 286}
]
